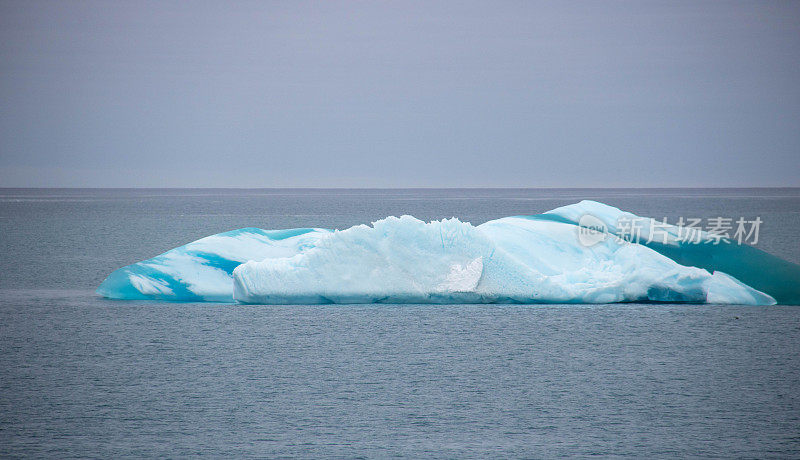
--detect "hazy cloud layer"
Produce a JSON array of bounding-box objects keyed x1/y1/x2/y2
[{"x1": 1, "y1": 1, "x2": 798, "y2": 187}]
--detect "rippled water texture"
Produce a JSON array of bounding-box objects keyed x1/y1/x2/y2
[{"x1": 1, "y1": 188, "x2": 799, "y2": 457}]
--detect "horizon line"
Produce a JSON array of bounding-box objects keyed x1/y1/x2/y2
[{"x1": 2, "y1": 186, "x2": 799, "y2": 190}]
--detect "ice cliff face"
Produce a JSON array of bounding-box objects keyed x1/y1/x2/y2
[{"x1": 98, "y1": 201, "x2": 799, "y2": 305}]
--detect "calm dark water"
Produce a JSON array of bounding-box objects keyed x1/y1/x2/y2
[{"x1": 1, "y1": 188, "x2": 799, "y2": 458}]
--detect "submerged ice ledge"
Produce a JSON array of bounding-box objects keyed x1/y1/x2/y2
[{"x1": 97, "y1": 201, "x2": 800, "y2": 305}]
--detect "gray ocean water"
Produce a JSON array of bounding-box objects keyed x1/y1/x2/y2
[{"x1": 1, "y1": 188, "x2": 799, "y2": 458}]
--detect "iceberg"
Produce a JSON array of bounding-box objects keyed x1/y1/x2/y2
[
  {"x1": 97, "y1": 227, "x2": 329, "y2": 301},
  {"x1": 98, "y1": 201, "x2": 800, "y2": 305}
]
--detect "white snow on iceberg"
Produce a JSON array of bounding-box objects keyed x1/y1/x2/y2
[
  {"x1": 232, "y1": 214, "x2": 773, "y2": 305},
  {"x1": 98, "y1": 200, "x2": 796, "y2": 305}
]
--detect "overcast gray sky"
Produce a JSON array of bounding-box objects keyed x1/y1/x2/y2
[{"x1": 1, "y1": 1, "x2": 798, "y2": 187}]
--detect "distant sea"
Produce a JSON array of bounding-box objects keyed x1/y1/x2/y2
[{"x1": 1, "y1": 188, "x2": 799, "y2": 457}]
